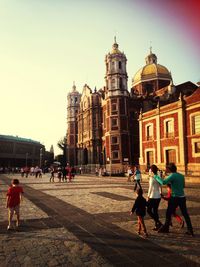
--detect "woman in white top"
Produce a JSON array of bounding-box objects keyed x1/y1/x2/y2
[{"x1": 147, "y1": 164, "x2": 163, "y2": 230}]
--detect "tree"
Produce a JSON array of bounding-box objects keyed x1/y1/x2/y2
[{"x1": 57, "y1": 137, "x2": 67, "y2": 165}]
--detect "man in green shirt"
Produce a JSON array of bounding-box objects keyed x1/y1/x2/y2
[{"x1": 158, "y1": 163, "x2": 194, "y2": 236}]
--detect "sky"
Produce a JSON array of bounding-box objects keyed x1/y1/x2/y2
[{"x1": 0, "y1": 0, "x2": 199, "y2": 156}]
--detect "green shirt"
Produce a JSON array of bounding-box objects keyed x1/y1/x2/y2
[{"x1": 162, "y1": 172, "x2": 185, "y2": 197}]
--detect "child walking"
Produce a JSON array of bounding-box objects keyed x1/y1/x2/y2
[
  {"x1": 130, "y1": 188, "x2": 148, "y2": 237},
  {"x1": 6, "y1": 179, "x2": 24, "y2": 230},
  {"x1": 161, "y1": 184, "x2": 184, "y2": 228}
]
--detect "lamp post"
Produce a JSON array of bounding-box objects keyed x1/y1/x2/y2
[
  {"x1": 40, "y1": 148, "x2": 43, "y2": 168},
  {"x1": 25, "y1": 153, "x2": 28, "y2": 166}
]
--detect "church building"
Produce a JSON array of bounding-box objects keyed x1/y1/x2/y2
[{"x1": 66, "y1": 40, "x2": 200, "y2": 176}]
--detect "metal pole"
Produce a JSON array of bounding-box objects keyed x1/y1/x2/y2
[
  {"x1": 40, "y1": 148, "x2": 42, "y2": 168},
  {"x1": 25, "y1": 153, "x2": 28, "y2": 166}
]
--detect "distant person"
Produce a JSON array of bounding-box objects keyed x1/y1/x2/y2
[
  {"x1": 6, "y1": 179, "x2": 24, "y2": 230},
  {"x1": 127, "y1": 166, "x2": 133, "y2": 182},
  {"x1": 133, "y1": 166, "x2": 142, "y2": 191},
  {"x1": 49, "y1": 167, "x2": 55, "y2": 182},
  {"x1": 158, "y1": 163, "x2": 194, "y2": 236},
  {"x1": 71, "y1": 166, "x2": 76, "y2": 180},
  {"x1": 130, "y1": 188, "x2": 148, "y2": 238}
]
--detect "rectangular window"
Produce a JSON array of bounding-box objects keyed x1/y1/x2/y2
[
  {"x1": 146, "y1": 151, "x2": 154, "y2": 167},
  {"x1": 193, "y1": 115, "x2": 200, "y2": 134},
  {"x1": 166, "y1": 149, "x2": 176, "y2": 164},
  {"x1": 112, "y1": 151, "x2": 119, "y2": 159},
  {"x1": 112, "y1": 103, "x2": 117, "y2": 111},
  {"x1": 103, "y1": 113, "x2": 106, "y2": 128},
  {"x1": 119, "y1": 78, "x2": 123, "y2": 89},
  {"x1": 147, "y1": 125, "x2": 153, "y2": 140},
  {"x1": 166, "y1": 120, "x2": 174, "y2": 138},
  {"x1": 111, "y1": 79, "x2": 115, "y2": 89},
  {"x1": 111, "y1": 136, "x2": 118, "y2": 144},
  {"x1": 111, "y1": 61, "x2": 115, "y2": 71},
  {"x1": 195, "y1": 142, "x2": 200, "y2": 153},
  {"x1": 111, "y1": 118, "x2": 117, "y2": 127},
  {"x1": 119, "y1": 61, "x2": 122, "y2": 69}
]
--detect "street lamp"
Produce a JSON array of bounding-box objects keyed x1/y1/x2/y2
[
  {"x1": 25, "y1": 153, "x2": 28, "y2": 166},
  {"x1": 40, "y1": 148, "x2": 43, "y2": 168}
]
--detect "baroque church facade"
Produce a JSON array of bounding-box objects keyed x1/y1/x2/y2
[{"x1": 66, "y1": 40, "x2": 200, "y2": 176}]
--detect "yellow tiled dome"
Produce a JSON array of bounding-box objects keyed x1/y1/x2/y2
[
  {"x1": 110, "y1": 41, "x2": 122, "y2": 55},
  {"x1": 133, "y1": 63, "x2": 171, "y2": 83}
]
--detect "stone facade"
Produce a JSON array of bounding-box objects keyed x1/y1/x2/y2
[{"x1": 139, "y1": 87, "x2": 200, "y2": 175}]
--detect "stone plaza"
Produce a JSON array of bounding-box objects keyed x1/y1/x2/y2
[{"x1": 0, "y1": 173, "x2": 199, "y2": 267}]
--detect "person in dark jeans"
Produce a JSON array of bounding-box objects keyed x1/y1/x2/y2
[{"x1": 158, "y1": 163, "x2": 194, "y2": 236}]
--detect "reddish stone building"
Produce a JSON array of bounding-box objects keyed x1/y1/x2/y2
[
  {"x1": 66, "y1": 40, "x2": 200, "y2": 176},
  {"x1": 139, "y1": 85, "x2": 200, "y2": 175}
]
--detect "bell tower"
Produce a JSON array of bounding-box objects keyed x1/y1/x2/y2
[
  {"x1": 66, "y1": 82, "x2": 81, "y2": 166},
  {"x1": 102, "y1": 38, "x2": 131, "y2": 174},
  {"x1": 105, "y1": 37, "x2": 129, "y2": 98}
]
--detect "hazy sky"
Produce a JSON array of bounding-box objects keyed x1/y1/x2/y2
[{"x1": 0, "y1": 0, "x2": 199, "y2": 155}]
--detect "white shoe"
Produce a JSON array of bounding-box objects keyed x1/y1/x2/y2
[{"x1": 7, "y1": 225, "x2": 11, "y2": 230}]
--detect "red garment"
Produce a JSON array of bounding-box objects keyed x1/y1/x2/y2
[
  {"x1": 7, "y1": 186, "x2": 24, "y2": 208},
  {"x1": 162, "y1": 186, "x2": 182, "y2": 223}
]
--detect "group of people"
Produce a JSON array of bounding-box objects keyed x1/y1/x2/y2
[
  {"x1": 20, "y1": 166, "x2": 43, "y2": 178},
  {"x1": 130, "y1": 163, "x2": 194, "y2": 238},
  {"x1": 49, "y1": 165, "x2": 76, "y2": 183},
  {"x1": 5, "y1": 162, "x2": 194, "y2": 239}
]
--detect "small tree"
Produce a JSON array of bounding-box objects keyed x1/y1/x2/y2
[{"x1": 57, "y1": 137, "x2": 67, "y2": 165}]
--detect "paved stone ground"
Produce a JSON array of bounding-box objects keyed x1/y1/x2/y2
[{"x1": 0, "y1": 173, "x2": 199, "y2": 267}]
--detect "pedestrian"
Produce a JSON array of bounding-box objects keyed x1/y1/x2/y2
[
  {"x1": 158, "y1": 163, "x2": 194, "y2": 236},
  {"x1": 71, "y1": 166, "x2": 76, "y2": 180},
  {"x1": 49, "y1": 167, "x2": 55, "y2": 182},
  {"x1": 147, "y1": 164, "x2": 163, "y2": 231},
  {"x1": 127, "y1": 166, "x2": 133, "y2": 182},
  {"x1": 6, "y1": 179, "x2": 24, "y2": 230},
  {"x1": 133, "y1": 165, "x2": 142, "y2": 191},
  {"x1": 130, "y1": 188, "x2": 148, "y2": 237},
  {"x1": 57, "y1": 167, "x2": 62, "y2": 182},
  {"x1": 161, "y1": 183, "x2": 184, "y2": 228},
  {"x1": 62, "y1": 166, "x2": 67, "y2": 182}
]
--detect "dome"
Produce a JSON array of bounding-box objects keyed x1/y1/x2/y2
[
  {"x1": 110, "y1": 37, "x2": 122, "y2": 55},
  {"x1": 133, "y1": 63, "x2": 171, "y2": 85}
]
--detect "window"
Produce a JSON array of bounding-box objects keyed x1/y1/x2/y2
[
  {"x1": 165, "y1": 120, "x2": 174, "y2": 138},
  {"x1": 146, "y1": 151, "x2": 154, "y2": 167},
  {"x1": 146, "y1": 124, "x2": 153, "y2": 140},
  {"x1": 195, "y1": 142, "x2": 200, "y2": 153},
  {"x1": 119, "y1": 61, "x2": 122, "y2": 69},
  {"x1": 166, "y1": 149, "x2": 176, "y2": 165},
  {"x1": 111, "y1": 118, "x2": 117, "y2": 127},
  {"x1": 192, "y1": 115, "x2": 200, "y2": 134},
  {"x1": 119, "y1": 78, "x2": 123, "y2": 89},
  {"x1": 111, "y1": 103, "x2": 117, "y2": 111},
  {"x1": 111, "y1": 136, "x2": 118, "y2": 144},
  {"x1": 103, "y1": 113, "x2": 106, "y2": 128},
  {"x1": 112, "y1": 151, "x2": 119, "y2": 159},
  {"x1": 111, "y1": 79, "x2": 115, "y2": 89},
  {"x1": 111, "y1": 61, "x2": 115, "y2": 71}
]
